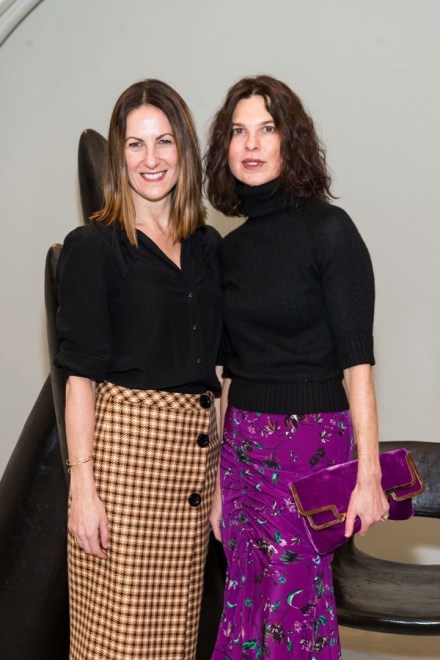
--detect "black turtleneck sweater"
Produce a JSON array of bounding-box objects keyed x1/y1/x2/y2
[{"x1": 218, "y1": 180, "x2": 375, "y2": 415}]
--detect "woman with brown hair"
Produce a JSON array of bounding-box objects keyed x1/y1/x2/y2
[
  {"x1": 55, "y1": 79, "x2": 222, "y2": 660},
  {"x1": 205, "y1": 75, "x2": 389, "y2": 659}
]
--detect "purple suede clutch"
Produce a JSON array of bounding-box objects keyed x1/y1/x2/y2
[{"x1": 289, "y1": 448, "x2": 425, "y2": 555}]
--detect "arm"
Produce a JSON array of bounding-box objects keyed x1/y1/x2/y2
[
  {"x1": 315, "y1": 209, "x2": 386, "y2": 535},
  {"x1": 215, "y1": 367, "x2": 230, "y2": 439},
  {"x1": 66, "y1": 375, "x2": 109, "y2": 558},
  {"x1": 344, "y1": 364, "x2": 389, "y2": 537},
  {"x1": 209, "y1": 372, "x2": 231, "y2": 542}
]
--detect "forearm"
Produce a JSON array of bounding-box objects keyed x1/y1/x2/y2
[
  {"x1": 210, "y1": 373, "x2": 230, "y2": 541},
  {"x1": 214, "y1": 365, "x2": 223, "y2": 439},
  {"x1": 65, "y1": 375, "x2": 97, "y2": 495},
  {"x1": 344, "y1": 363, "x2": 381, "y2": 482},
  {"x1": 214, "y1": 373, "x2": 231, "y2": 487},
  {"x1": 214, "y1": 365, "x2": 231, "y2": 437},
  {"x1": 219, "y1": 377, "x2": 231, "y2": 438},
  {"x1": 343, "y1": 363, "x2": 389, "y2": 535},
  {"x1": 65, "y1": 376, "x2": 110, "y2": 556}
]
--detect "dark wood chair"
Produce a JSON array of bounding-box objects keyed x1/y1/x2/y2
[{"x1": 332, "y1": 440, "x2": 440, "y2": 635}]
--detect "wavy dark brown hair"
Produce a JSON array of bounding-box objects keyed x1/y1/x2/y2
[
  {"x1": 93, "y1": 79, "x2": 206, "y2": 245},
  {"x1": 204, "y1": 75, "x2": 333, "y2": 216}
]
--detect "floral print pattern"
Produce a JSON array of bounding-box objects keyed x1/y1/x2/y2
[{"x1": 212, "y1": 406, "x2": 354, "y2": 659}]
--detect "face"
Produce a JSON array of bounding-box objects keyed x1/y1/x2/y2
[
  {"x1": 228, "y1": 95, "x2": 282, "y2": 187},
  {"x1": 124, "y1": 104, "x2": 180, "y2": 208}
]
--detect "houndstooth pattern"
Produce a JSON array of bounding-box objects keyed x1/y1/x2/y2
[{"x1": 68, "y1": 381, "x2": 220, "y2": 660}]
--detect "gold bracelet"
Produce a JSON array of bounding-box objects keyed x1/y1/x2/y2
[{"x1": 66, "y1": 455, "x2": 93, "y2": 473}]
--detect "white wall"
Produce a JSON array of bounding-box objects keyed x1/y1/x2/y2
[{"x1": 1, "y1": 0, "x2": 439, "y2": 479}]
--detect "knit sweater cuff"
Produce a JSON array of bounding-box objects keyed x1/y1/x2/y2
[{"x1": 336, "y1": 335, "x2": 375, "y2": 370}]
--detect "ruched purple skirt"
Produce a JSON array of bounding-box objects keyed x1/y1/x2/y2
[{"x1": 212, "y1": 406, "x2": 354, "y2": 659}]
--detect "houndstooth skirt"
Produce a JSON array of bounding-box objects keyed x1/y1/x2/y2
[{"x1": 68, "y1": 381, "x2": 220, "y2": 660}]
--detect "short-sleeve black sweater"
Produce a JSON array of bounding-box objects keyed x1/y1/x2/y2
[
  {"x1": 219, "y1": 180, "x2": 375, "y2": 415},
  {"x1": 54, "y1": 220, "x2": 223, "y2": 394}
]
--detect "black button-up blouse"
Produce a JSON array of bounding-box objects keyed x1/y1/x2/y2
[{"x1": 54, "y1": 220, "x2": 223, "y2": 395}]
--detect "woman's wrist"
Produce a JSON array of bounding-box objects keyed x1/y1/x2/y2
[
  {"x1": 66, "y1": 454, "x2": 93, "y2": 472},
  {"x1": 355, "y1": 464, "x2": 382, "y2": 486},
  {"x1": 69, "y1": 462, "x2": 97, "y2": 495}
]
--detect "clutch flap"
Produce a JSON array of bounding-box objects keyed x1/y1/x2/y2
[{"x1": 290, "y1": 460, "x2": 357, "y2": 529}]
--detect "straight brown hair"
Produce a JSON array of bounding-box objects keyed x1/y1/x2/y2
[{"x1": 93, "y1": 79, "x2": 206, "y2": 245}]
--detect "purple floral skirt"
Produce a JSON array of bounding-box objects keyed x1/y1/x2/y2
[{"x1": 212, "y1": 406, "x2": 354, "y2": 659}]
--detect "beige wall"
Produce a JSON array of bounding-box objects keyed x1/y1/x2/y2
[{"x1": 1, "y1": 0, "x2": 439, "y2": 490}]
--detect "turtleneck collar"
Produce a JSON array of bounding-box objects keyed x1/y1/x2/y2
[{"x1": 235, "y1": 178, "x2": 297, "y2": 218}]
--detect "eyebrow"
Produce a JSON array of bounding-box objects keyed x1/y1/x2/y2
[
  {"x1": 231, "y1": 120, "x2": 275, "y2": 127},
  {"x1": 125, "y1": 133, "x2": 174, "y2": 141}
]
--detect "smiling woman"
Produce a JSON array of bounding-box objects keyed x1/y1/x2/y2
[{"x1": 54, "y1": 79, "x2": 223, "y2": 660}]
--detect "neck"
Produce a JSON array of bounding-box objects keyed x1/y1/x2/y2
[
  {"x1": 235, "y1": 178, "x2": 294, "y2": 218},
  {"x1": 134, "y1": 198, "x2": 173, "y2": 235},
  {"x1": 136, "y1": 215, "x2": 170, "y2": 231}
]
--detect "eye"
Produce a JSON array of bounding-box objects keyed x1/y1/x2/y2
[
  {"x1": 158, "y1": 137, "x2": 174, "y2": 145},
  {"x1": 126, "y1": 140, "x2": 144, "y2": 151},
  {"x1": 262, "y1": 124, "x2": 276, "y2": 134}
]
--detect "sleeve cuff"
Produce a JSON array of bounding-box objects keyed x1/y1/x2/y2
[
  {"x1": 53, "y1": 350, "x2": 109, "y2": 382},
  {"x1": 336, "y1": 334, "x2": 375, "y2": 370}
]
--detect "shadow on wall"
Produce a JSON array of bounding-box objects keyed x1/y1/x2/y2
[{"x1": 0, "y1": 128, "x2": 225, "y2": 659}]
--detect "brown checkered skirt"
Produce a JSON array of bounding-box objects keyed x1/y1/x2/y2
[{"x1": 68, "y1": 381, "x2": 220, "y2": 660}]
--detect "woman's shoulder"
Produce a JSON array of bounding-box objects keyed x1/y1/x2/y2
[
  {"x1": 304, "y1": 200, "x2": 370, "y2": 263},
  {"x1": 302, "y1": 200, "x2": 365, "y2": 250},
  {"x1": 58, "y1": 222, "x2": 116, "y2": 276},
  {"x1": 194, "y1": 224, "x2": 222, "y2": 246},
  {"x1": 62, "y1": 220, "x2": 114, "y2": 249},
  {"x1": 217, "y1": 220, "x2": 248, "y2": 253},
  {"x1": 192, "y1": 225, "x2": 222, "y2": 260},
  {"x1": 305, "y1": 199, "x2": 355, "y2": 231}
]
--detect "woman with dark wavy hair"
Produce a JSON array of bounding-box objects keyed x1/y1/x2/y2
[
  {"x1": 55, "y1": 79, "x2": 222, "y2": 659},
  {"x1": 205, "y1": 75, "x2": 388, "y2": 659}
]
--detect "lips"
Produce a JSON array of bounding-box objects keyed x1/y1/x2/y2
[
  {"x1": 241, "y1": 159, "x2": 265, "y2": 168},
  {"x1": 140, "y1": 171, "x2": 166, "y2": 181}
]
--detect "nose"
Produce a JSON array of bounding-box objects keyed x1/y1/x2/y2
[
  {"x1": 143, "y1": 147, "x2": 160, "y2": 169},
  {"x1": 244, "y1": 131, "x2": 259, "y2": 151}
]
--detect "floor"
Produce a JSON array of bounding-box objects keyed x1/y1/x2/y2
[{"x1": 340, "y1": 627, "x2": 440, "y2": 659}]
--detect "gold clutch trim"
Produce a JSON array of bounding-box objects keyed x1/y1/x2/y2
[
  {"x1": 388, "y1": 453, "x2": 425, "y2": 502},
  {"x1": 290, "y1": 453, "x2": 425, "y2": 532}
]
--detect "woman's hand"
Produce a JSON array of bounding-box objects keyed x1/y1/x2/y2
[
  {"x1": 69, "y1": 490, "x2": 109, "y2": 558},
  {"x1": 344, "y1": 476, "x2": 389, "y2": 538}
]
